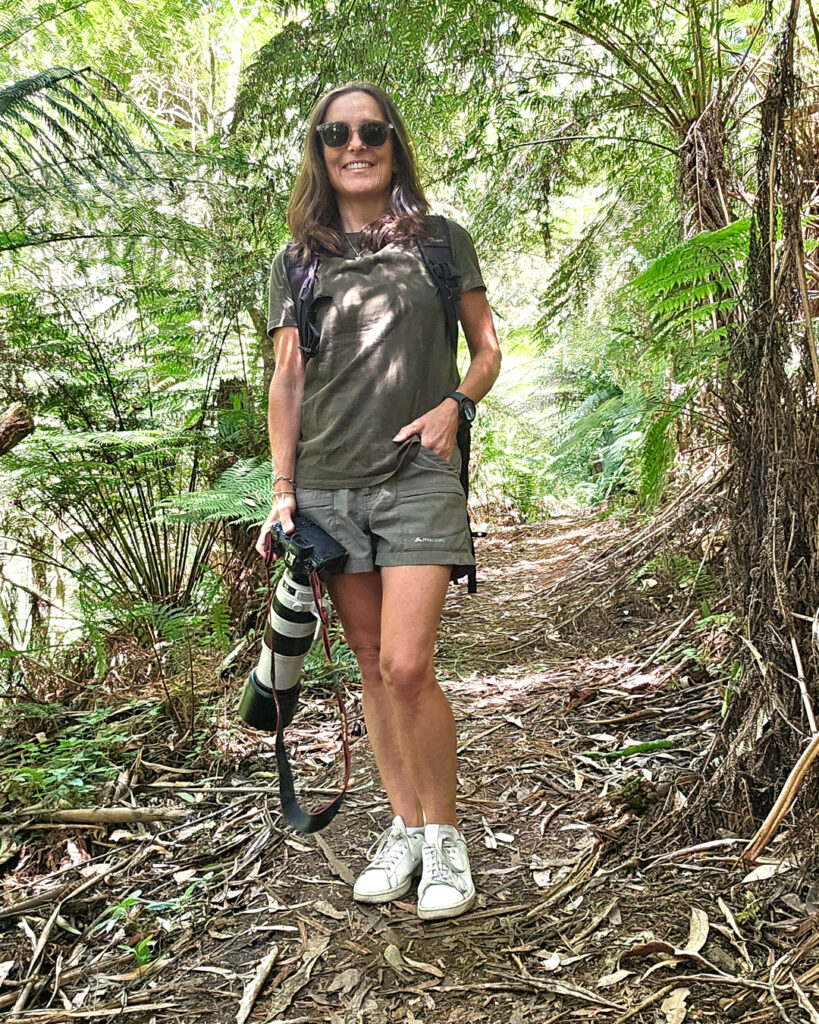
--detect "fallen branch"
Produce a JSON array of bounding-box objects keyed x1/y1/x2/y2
[
  {"x1": 742, "y1": 731, "x2": 819, "y2": 864},
  {"x1": 236, "y1": 946, "x2": 278, "y2": 1024},
  {"x1": 790, "y1": 633, "x2": 817, "y2": 735},
  {"x1": 12, "y1": 807, "x2": 189, "y2": 825},
  {"x1": 614, "y1": 983, "x2": 680, "y2": 1024}
]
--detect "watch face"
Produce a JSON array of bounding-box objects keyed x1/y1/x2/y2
[{"x1": 462, "y1": 398, "x2": 476, "y2": 422}]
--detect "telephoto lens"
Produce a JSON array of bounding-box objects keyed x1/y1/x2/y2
[{"x1": 238, "y1": 569, "x2": 319, "y2": 731}]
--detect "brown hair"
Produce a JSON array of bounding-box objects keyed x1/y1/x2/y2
[{"x1": 287, "y1": 82, "x2": 429, "y2": 262}]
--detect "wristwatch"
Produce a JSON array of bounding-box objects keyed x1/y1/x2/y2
[{"x1": 447, "y1": 391, "x2": 477, "y2": 423}]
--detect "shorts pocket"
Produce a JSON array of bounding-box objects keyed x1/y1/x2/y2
[
  {"x1": 294, "y1": 488, "x2": 336, "y2": 537},
  {"x1": 295, "y1": 487, "x2": 334, "y2": 510},
  {"x1": 413, "y1": 443, "x2": 462, "y2": 482}
]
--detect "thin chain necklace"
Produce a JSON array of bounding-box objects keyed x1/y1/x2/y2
[{"x1": 345, "y1": 232, "x2": 365, "y2": 260}]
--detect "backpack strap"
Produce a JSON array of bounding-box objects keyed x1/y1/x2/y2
[
  {"x1": 284, "y1": 217, "x2": 461, "y2": 361},
  {"x1": 417, "y1": 215, "x2": 462, "y2": 355},
  {"x1": 451, "y1": 419, "x2": 477, "y2": 594},
  {"x1": 283, "y1": 245, "x2": 320, "y2": 363}
]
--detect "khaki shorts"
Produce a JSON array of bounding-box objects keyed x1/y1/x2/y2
[{"x1": 295, "y1": 444, "x2": 475, "y2": 573}]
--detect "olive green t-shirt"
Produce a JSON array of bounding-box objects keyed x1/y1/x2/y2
[{"x1": 266, "y1": 218, "x2": 485, "y2": 488}]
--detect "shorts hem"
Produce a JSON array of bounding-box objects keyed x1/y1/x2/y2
[
  {"x1": 342, "y1": 558, "x2": 378, "y2": 574},
  {"x1": 376, "y1": 552, "x2": 476, "y2": 568}
]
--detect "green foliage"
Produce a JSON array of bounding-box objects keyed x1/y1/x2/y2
[
  {"x1": 0, "y1": 66, "x2": 161, "y2": 203},
  {"x1": 302, "y1": 636, "x2": 362, "y2": 691},
  {"x1": 1, "y1": 720, "x2": 129, "y2": 806},
  {"x1": 162, "y1": 458, "x2": 273, "y2": 528},
  {"x1": 119, "y1": 935, "x2": 154, "y2": 966},
  {"x1": 632, "y1": 552, "x2": 720, "y2": 605},
  {"x1": 90, "y1": 892, "x2": 142, "y2": 935}
]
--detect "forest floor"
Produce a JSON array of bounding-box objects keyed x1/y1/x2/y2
[{"x1": 2, "y1": 512, "x2": 819, "y2": 1023}]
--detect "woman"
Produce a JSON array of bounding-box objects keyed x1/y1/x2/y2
[{"x1": 256, "y1": 82, "x2": 501, "y2": 921}]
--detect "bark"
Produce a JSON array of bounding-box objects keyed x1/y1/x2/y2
[
  {"x1": 0, "y1": 402, "x2": 34, "y2": 455},
  {"x1": 248, "y1": 303, "x2": 275, "y2": 392},
  {"x1": 679, "y1": 103, "x2": 731, "y2": 237},
  {"x1": 690, "y1": 0, "x2": 819, "y2": 842}
]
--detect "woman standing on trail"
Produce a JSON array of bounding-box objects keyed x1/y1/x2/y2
[{"x1": 256, "y1": 82, "x2": 501, "y2": 920}]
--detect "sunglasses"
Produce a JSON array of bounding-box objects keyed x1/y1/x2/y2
[{"x1": 316, "y1": 120, "x2": 393, "y2": 149}]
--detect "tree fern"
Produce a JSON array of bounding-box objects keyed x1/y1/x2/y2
[
  {"x1": 0, "y1": 67, "x2": 162, "y2": 201},
  {"x1": 163, "y1": 458, "x2": 273, "y2": 529}
]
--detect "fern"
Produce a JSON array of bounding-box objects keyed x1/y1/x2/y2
[{"x1": 163, "y1": 458, "x2": 273, "y2": 528}]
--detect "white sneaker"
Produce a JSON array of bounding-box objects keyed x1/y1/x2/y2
[
  {"x1": 353, "y1": 815, "x2": 424, "y2": 903},
  {"x1": 417, "y1": 824, "x2": 476, "y2": 920}
]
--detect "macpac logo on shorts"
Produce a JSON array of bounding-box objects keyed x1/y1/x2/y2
[{"x1": 413, "y1": 536, "x2": 447, "y2": 543}]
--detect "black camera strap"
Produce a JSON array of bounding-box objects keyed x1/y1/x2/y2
[{"x1": 264, "y1": 555, "x2": 351, "y2": 833}]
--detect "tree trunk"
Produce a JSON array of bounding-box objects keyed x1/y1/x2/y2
[
  {"x1": 690, "y1": 0, "x2": 819, "y2": 841},
  {"x1": 248, "y1": 304, "x2": 275, "y2": 393},
  {"x1": 0, "y1": 402, "x2": 34, "y2": 455},
  {"x1": 679, "y1": 103, "x2": 731, "y2": 238}
]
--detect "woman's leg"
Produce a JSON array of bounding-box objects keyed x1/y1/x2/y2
[
  {"x1": 378, "y1": 564, "x2": 457, "y2": 826},
  {"x1": 327, "y1": 571, "x2": 424, "y2": 828}
]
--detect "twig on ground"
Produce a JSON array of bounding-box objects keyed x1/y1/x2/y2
[
  {"x1": 637, "y1": 611, "x2": 698, "y2": 672},
  {"x1": 790, "y1": 633, "x2": 817, "y2": 735},
  {"x1": 742, "y1": 731, "x2": 819, "y2": 864},
  {"x1": 791, "y1": 972, "x2": 819, "y2": 1024},
  {"x1": 236, "y1": 946, "x2": 278, "y2": 1024},
  {"x1": 614, "y1": 983, "x2": 680, "y2": 1023},
  {"x1": 643, "y1": 837, "x2": 746, "y2": 870},
  {"x1": 9, "y1": 807, "x2": 188, "y2": 825}
]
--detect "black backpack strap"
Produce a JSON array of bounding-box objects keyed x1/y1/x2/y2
[
  {"x1": 283, "y1": 245, "x2": 320, "y2": 363},
  {"x1": 417, "y1": 215, "x2": 462, "y2": 355},
  {"x1": 450, "y1": 419, "x2": 477, "y2": 594}
]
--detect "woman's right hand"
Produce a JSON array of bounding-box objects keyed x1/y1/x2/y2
[{"x1": 255, "y1": 492, "x2": 297, "y2": 559}]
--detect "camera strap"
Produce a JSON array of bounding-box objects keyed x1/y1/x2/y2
[{"x1": 264, "y1": 558, "x2": 351, "y2": 833}]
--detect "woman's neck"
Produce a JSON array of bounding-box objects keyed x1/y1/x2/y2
[{"x1": 337, "y1": 196, "x2": 390, "y2": 233}]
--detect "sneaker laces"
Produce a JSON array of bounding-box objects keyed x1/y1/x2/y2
[
  {"x1": 420, "y1": 834, "x2": 468, "y2": 896},
  {"x1": 362, "y1": 824, "x2": 411, "y2": 875}
]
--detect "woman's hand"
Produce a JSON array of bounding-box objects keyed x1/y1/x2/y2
[
  {"x1": 255, "y1": 492, "x2": 297, "y2": 559},
  {"x1": 392, "y1": 398, "x2": 460, "y2": 458}
]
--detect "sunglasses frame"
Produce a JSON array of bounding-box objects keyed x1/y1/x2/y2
[{"x1": 316, "y1": 119, "x2": 394, "y2": 149}]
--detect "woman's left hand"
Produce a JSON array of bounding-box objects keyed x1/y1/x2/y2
[{"x1": 392, "y1": 399, "x2": 460, "y2": 458}]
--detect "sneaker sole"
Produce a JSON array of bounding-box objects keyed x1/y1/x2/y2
[
  {"x1": 417, "y1": 889, "x2": 476, "y2": 921},
  {"x1": 353, "y1": 867, "x2": 422, "y2": 904}
]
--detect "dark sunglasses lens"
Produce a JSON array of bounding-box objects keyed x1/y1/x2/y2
[
  {"x1": 359, "y1": 121, "x2": 390, "y2": 147},
  {"x1": 318, "y1": 122, "x2": 350, "y2": 148}
]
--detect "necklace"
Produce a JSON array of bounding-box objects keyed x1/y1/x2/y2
[{"x1": 346, "y1": 232, "x2": 364, "y2": 260}]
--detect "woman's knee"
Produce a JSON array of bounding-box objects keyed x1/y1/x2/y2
[
  {"x1": 379, "y1": 648, "x2": 435, "y2": 704},
  {"x1": 345, "y1": 634, "x2": 381, "y2": 682}
]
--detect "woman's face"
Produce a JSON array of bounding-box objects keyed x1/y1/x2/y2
[{"x1": 320, "y1": 91, "x2": 396, "y2": 209}]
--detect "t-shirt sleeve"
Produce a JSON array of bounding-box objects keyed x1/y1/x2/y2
[
  {"x1": 446, "y1": 219, "x2": 486, "y2": 295},
  {"x1": 267, "y1": 247, "x2": 298, "y2": 336}
]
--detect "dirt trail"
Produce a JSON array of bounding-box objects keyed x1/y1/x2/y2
[{"x1": 2, "y1": 516, "x2": 814, "y2": 1023}]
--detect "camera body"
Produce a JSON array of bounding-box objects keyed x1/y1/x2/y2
[{"x1": 266, "y1": 514, "x2": 348, "y2": 580}]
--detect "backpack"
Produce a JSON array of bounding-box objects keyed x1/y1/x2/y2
[{"x1": 283, "y1": 214, "x2": 477, "y2": 593}]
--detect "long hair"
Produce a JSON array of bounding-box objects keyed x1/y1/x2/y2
[{"x1": 287, "y1": 82, "x2": 429, "y2": 263}]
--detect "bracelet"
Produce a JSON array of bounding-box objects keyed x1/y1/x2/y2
[
  {"x1": 274, "y1": 490, "x2": 295, "y2": 499},
  {"x1": 273, "y1": 474, "x2": 296, "y2": 487}
]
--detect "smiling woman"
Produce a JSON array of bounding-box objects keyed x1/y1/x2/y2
[
  {"x1": 320, "y1": 94, "x2": 396, "y2": 210},
  {"x1": 258, "y1": 82, "x2": 501, "y2": 922}
]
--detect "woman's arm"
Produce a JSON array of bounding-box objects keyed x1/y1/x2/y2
[
  {"x1": 392, "y1": 288, "x2": 501, "y2": 458},
  {"x1": 255, "y1": 326, "x2": 304, "y2": 552}
]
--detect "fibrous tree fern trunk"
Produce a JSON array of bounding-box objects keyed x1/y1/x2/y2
[
  {"x1": 692, "y1": 0, "x2": 819, "y2": 840},
  {"x1": 679, "y1": 102, "x2": 731, "y2": 237},
  {"x1": 0, "y1": 402, "x2": 33, "y2": 455}
]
